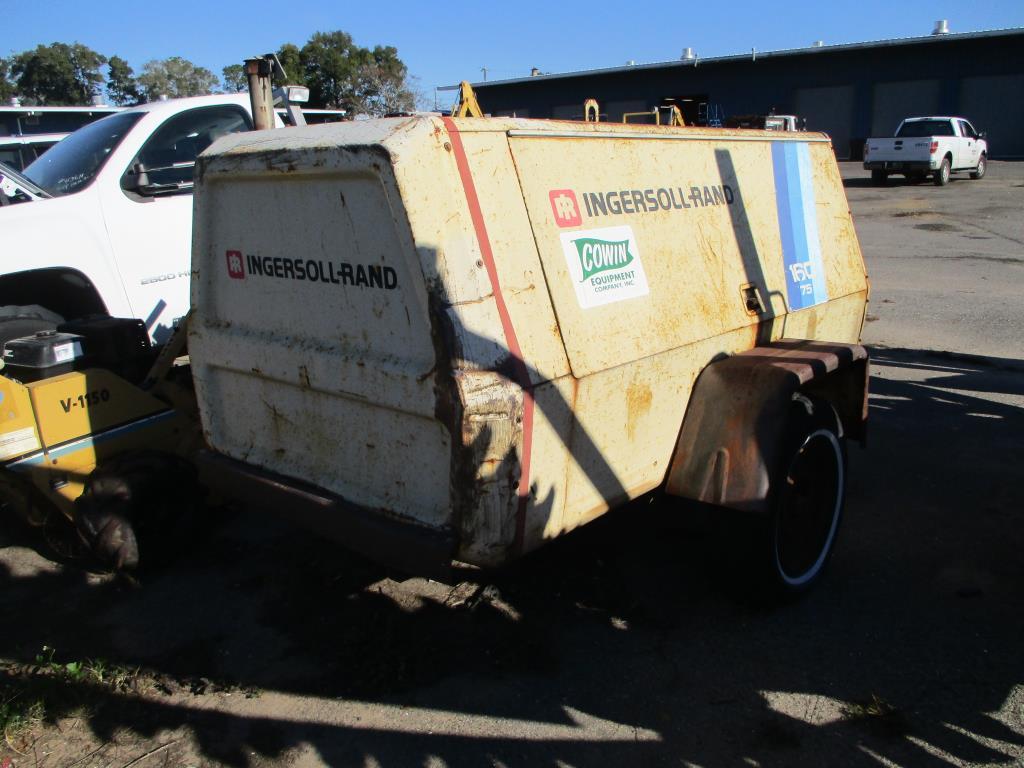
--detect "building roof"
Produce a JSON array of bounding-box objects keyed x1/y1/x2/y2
[
  {"x1": 443, "y1": 26, "x2": 1024, "y2": 91},
  {"x1": 0, "y1": 105, "x2": 124, "y2": 113}
]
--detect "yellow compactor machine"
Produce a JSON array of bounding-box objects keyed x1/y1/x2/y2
[{"x1": 0, "y1": 312, "x2": 198, "y2": 569}]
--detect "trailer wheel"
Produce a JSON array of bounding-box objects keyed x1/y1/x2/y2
[
  {"x1": 934, "y1": 157, "x2": 951, "y2": 186},
  {"x1": 870, "y1": 170, "x2": 887, "y2": 186},
  {"x1": 74, "y1": 451, "x2": 200, "y2": 572},
  {"x1": 759, "y1": 395, "x2": 846, "y2": 599},
  {"x1": 970, "y1": 155, "x2": 987, "y2": 180}
]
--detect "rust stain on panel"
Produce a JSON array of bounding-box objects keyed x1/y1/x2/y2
[{"x1": 625, "y1": 380, "x2": 653, "y2": 440}]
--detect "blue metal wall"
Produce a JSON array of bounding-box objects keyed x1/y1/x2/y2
[{"x1": 472, "y1": 33, "x2": 1024, "y2": 159}]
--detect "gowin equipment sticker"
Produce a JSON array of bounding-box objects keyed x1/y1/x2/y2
[{"x1": 559, "y1": 225, "x2": 649, "y2": 309}]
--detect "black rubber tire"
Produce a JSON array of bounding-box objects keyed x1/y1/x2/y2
[
  {"x1": 870, "y1": 170, "x2": 888, "y2": 186},
  {"x1": 73, "y1": 451, "x2": 201, "y2": 572},
  {"x1": 769, "y1": 395, "x2": 846, "y2": 595},
  {"x1": 0, "y1": 305, "x2": 65, "y2": 347},
  {"x1": 709, "y1": 394, "x2": 847, "y2": 604},
  {"x1": 970, "y1": 155, "x2": 987, "y2": 180},
  {"x1": 934, "y1": 157, "x2": 951, "y2": 186}
]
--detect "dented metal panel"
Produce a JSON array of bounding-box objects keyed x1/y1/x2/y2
[{"x1": 190, "y1": 115, "x2": 869, "y2": 572}]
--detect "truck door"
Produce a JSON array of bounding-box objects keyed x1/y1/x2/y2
[
  {"x1": 958, "y1": 120, "x2": 981, "y2": 168},
  {"x1": 98, "y1": 105, "x2": 252, "y2": 342}
]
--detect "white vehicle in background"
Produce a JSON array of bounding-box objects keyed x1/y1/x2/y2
[
  {"x1": 0, "y1": 94, "x2": 283, "y2": 343},
  {"x1": 863, "y1": 116, "x2": 987, "y2": 186},
  {"x1": 0, "y1": 134, "x2": 68, "y2": 172},
  {"x1": 0, "y1": 104, "x2": 125, "y2": 170},
  {"x1": 0, "y1": 161, "x2": 49, "y2": 203}
]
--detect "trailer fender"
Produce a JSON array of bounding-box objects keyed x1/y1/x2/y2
[{"x1": 665, "y1": 340, "x2": 868, "y2": 514}]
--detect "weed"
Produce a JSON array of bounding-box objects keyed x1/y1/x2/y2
[
  {"x1": 844, "y1": 693, "x2": 895, "y2": 718},
  {"x1": 1, "y1": 646, "x2": 147, "y2": 748},
  {"x1": 842, "y1": 694, "x2": 910, "y2": 739},
  {"x1": 32, "y1": 646, "x2": 140, "y2": 691},
  {"x1": 1, "y1": 684, "x2": 45, "y2": 750}
]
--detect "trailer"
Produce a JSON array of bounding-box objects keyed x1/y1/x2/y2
[{"x1": 188, "y1": 112, "x2": 870, "y2": 596}]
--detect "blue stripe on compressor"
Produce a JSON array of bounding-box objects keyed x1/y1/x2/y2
[{"x1": 771, "y1": 142, "x2": 828, "y2": 311}]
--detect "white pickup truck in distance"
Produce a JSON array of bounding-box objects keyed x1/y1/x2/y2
[
  {"x1": 0, "y1": 94, "x2": 283, "y2": 343},
  {"x1": 863, "y1": 116, "x2": 987, "y2": 186}
]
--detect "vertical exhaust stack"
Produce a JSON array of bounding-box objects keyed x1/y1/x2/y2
[
  {"x1": 245, "y1": 57, "x2": 275, "y2": 131},
  {"x1": 932, "y1": 20, "x2": 950, "y2": 36},
  {"x1": 681, "y1": 47, "x2": 696, "y2": 61}
]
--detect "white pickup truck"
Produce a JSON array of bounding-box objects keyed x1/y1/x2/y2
[
  {"x1": 0, "y1": 94, "x2": 283, "y2": 342},
  {"x1": 863, "y1": 116, "x2": 987, "y2": 186}
]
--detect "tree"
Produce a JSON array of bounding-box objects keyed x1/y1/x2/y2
[
  {"x1": 296, "y1": 31, "x2": 361, "y2": 110},
  {"x1": 0, "y1": 58, "x2": 14, "y2": 103},
  {"x1": 12, "y1": 43, "x2": 107, "y2": 105},
  {"x1": 221, "y1": 64, "x2": 247, "y2": 93},
  {"x1": 107, "y1": 56, "x2": 142, "y2": 105},
  {"x1": 137, "y1": 57, "x2": 217, "y2": 101},
  {"x1": 285, "y1": 31, "x2": 415, "y2": 115},
  {"x1": 275, "y1": 44, "x2": 302, "y2": 85},
  {"x1": 351, "y1": 59, "x2": 416, "y2": 116}
]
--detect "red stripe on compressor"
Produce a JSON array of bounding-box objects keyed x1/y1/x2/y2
[{"x1": 441, "y1": 117, "x2": 534, "y2": 552}]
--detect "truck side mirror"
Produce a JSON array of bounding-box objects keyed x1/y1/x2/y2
[{"x1": 122, "y1": 161, "x2": 151, "y2": 192}]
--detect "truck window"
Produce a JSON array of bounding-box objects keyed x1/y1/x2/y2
[
  {"x1": 133, "y1": 106, "x2": 252, "y2": 190},
  {"x1": 896, "y1": 120, "x2": 954, "y2": 138},
  {"x1": 959, "y1": 120, "x2": 978, "y2": 139},
  {"x1": 23, "y1": 111, "x2": 144, "y2": 196},
  {"x1": 0, "y1": 147, "x2": 18, "y2": 169}
]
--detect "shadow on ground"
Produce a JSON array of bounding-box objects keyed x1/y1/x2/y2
[
  {"x1": 1, "y1": 347, "x2": 1022, "y2": 766},
  {"x1": 842, "y1": 176, "x2": 973, "y2": 189}
]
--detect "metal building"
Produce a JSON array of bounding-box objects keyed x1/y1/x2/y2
[{"x1": 465, "y1": 26, "x2": 1024, "y2": 159}]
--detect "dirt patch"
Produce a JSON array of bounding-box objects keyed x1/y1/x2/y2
[{"x1": 913, "y1": 222, "x2": 959, "y2": 232}]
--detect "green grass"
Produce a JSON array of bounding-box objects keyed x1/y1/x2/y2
[
  {"x1": 1, "y1": 687, "x2": 45, "y2": 748},
  {"x1": 32, "y1": 645, "x2": 140, "y2": 691},
  {"x1": 0, "y1": 646, "x2": 144, "y2": 749}
]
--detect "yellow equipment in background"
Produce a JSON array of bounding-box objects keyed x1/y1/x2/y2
[
  {"x1": 450, "y1": 81, "x2": 484, "y2": 118},
  {"x1": 0, "y1": 314, "x2": 199, "y2": 570}
]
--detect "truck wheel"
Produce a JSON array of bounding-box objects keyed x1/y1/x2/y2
[
  {"x1": 74, "y1": 451, "x2": 200, "y2": 572},
  {"x1": 761, "y1": 395, "x2": 846, "y2": 598},
  {"x1": 970, "y1": 155, "x2": 987, "y2": 180},
  {"x1": 934, "y1": 157, "x2": 951, "y2": 186},
  {"x1": 870, "y1": 170, "x2": 888, "y2": 186},
  {"x1": 0, "y1": 305, "x2": 64, "y2": 346}
]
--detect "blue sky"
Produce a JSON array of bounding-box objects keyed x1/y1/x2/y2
[{"x1": 4, "y1": 0, "x2": 1022, "y2": 107}]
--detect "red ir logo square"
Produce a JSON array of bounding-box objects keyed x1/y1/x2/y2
[
  {"x1": 226, "y1": 250, "x2": 245, "y2": 279},
  {"x1": 549, "y1": 189, "x2": 582, "y2": 228}
]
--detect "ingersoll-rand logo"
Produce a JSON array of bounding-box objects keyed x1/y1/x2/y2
[
  {"x1": 224, "y1": 248, "x2": 399, "y2": 290},
  {"x1": 549, "y1": 189, "x2": 582, "y2": 228},
  {"x1": 226, "y1": 250, "x2": 245, "y2": 279}
]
